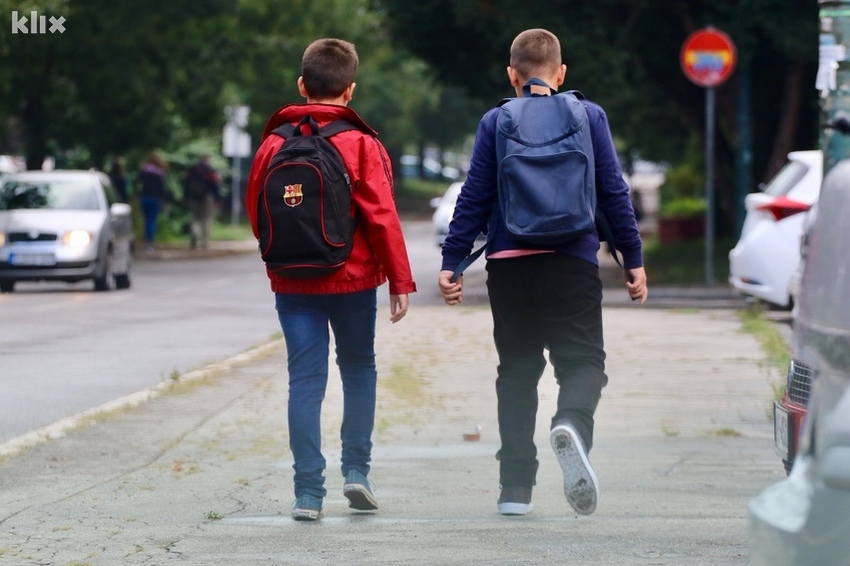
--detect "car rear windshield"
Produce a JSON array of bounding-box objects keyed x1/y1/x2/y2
[
  {"x1": 0, "y1": 180, "x2": 99, "y2": 211},
  {"x1": 762, "y1": 161, "x2": 809, "y2": 197}
]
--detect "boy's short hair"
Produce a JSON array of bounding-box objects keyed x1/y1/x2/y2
[
  {"x1": 301, "y1": 38, "x2": 359, "y2": 100},
  {"x1": 509, "y1": 29, "x2": 562, "y2": 81}
]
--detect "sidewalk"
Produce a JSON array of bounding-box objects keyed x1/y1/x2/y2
[{"x1": 0, "y1": 299, "x2": 782, "y2": 564}]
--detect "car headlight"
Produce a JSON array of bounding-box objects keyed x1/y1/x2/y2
[
  {"x1": 63, "y1": 230, "x2": 93, "y2": 247},
  {"x1": 0, "y1": 231, "x2": 5, "y2": 247}
]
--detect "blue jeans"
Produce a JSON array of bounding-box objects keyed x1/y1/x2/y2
[
  {"x1": 139, "y1": 195, "x2": 162, "y2": 244},
  {"x1": 275, "y1": 289, "x2": 378, "y2": 498}
]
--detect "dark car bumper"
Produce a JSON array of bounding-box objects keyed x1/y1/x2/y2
[{"x1": 0, "y1": 260, "x2": 99, "y2": 283}]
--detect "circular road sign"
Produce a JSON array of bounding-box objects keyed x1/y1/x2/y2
[{"x1": 680, "y1": 28, "x2": 737, "y2": 87}]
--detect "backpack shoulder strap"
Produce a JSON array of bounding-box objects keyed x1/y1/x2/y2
[
  {"x1": 270, "y1": 123, "x2": 296, "y2": 138},
  {"x1": 269, "y1": 117, "x2": 370, "y2": 141},
  {"x1": 318, "y1": 119, "x2": 365, "y2": 138}
]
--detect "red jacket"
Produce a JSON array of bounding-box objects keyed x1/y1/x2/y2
[{"x1": 246, "y1": 103, "x2": 417, "y2": 296}]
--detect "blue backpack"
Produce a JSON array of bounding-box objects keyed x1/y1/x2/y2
[
  {"x1": 495, "y1": 78, "x2": 596, "y2": 245},
  {"x1": 450, "y1": 79, "x2": 622, "y2": 281}
]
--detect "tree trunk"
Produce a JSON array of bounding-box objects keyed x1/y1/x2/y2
[
  {"x1": 23, "y1": 95, "x2": 48, "y2": 171},
  {"x1": 765, "y1": 58, "x2": 805, "y2": 181}
]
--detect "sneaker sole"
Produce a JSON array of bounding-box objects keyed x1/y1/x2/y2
[
  {"x1": 291, "y1": 508, "x2": 322, "y2": 521},
  {"x1": 550, "y1": 424, "x2": 599, "y2": 515},
  {"x1": 498, "y1": 501, "x2": 533, "y2": 516},
  {"x1": 343, "y1": 484, "x2": 378, "y2": 511}
]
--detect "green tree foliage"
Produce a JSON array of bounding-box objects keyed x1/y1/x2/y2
[
  {"x1": 376, "y1": 0, "x2": 820, "y2": 234},
  {"x1": 0, "y1": 0, "x2": 478, "y2": 182},
  {"x1": 1, "y1": 0, "x2": 242, "y2": 168}
]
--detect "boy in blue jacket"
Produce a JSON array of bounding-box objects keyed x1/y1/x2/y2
[{"x1": 439, "y1": 28, "x2": 648, "y2": 517}]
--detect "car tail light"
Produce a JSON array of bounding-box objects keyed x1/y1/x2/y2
[{"x1": 756, "y1": 196, "x2": 811, "y2": 221}]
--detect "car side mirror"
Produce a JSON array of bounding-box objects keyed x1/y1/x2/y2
[{"x1": 110, "y1": 202, "x2": 131, "y2": 216}]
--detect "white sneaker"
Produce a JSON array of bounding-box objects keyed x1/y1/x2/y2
[
  {"x1": 497, "y1": 485, "x2": 533, "y2": 516},
  {"x1": 550, "y1": 423, "x2": 599, "y2": 515}
]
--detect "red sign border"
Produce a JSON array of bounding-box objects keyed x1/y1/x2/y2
[{"x1": 680, "y1": 28, "x2": 737, "y2": 88}]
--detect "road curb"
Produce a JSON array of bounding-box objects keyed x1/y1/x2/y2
[{"x1": 0, "y1": 339, "x2": 283, "y2": 459}]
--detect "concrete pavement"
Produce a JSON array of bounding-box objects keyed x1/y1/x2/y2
[{"x1": 0, "y1": 238, "x2": 783, "y2": 565}]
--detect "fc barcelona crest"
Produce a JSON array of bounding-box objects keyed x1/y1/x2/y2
[{"x1": 283, "y1": 184, "x2": 303, "y2": 207}]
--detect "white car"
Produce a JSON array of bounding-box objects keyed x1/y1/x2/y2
[
  {"x1": 430, "y1": 181, "x2": 464, "y2": 247},
  {"x1": 749, "y1": 157, "x2": 850, "y2": 565},
  {"x1": 0, "y1": 170, "x2": 134, "y2": 293},
  {"x1": 729, "y1": 150, "x2": 822, "y2": 309}
]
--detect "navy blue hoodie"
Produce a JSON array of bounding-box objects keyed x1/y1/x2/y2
[{"x1": 440, "y1": 97, "x2": 643, "y2": 273}]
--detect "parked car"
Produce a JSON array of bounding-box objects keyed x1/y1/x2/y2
[
  {"x1": 729, "y1": 149, "x2": 823, "y2": 309},
  {"x1": 430, "y1": 181, "x2": 464, "y2": 247},
  {"x1": 0, "y1": 170, "x2": 134, "y2": 293},
  {"x1": 749, "y1": 158, "x2": 850, "y2": 564},
  {"x1": 787, "y1": 202, "x2": 819, "y2": 318},
  {"x1": 400, "y1": 154, "x2": 460, "y2": 181}
]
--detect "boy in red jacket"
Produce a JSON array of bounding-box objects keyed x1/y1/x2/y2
[{"x1": 245, "y1": 38, "x2": 416, "y2": 521}]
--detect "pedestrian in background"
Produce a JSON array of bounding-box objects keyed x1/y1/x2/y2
[
  {"x1": 182, "y1": 155, "x2": 221, "y2": 250},
  {"x1": 438, "y1": 28, "x2": 648, "y2": 517},
  {"x1": 134, "y1": 153, "x2": 170, "y2": 252},
  {"x1": 107, "y1": 157, "x2": 129, "y2": 202},
  {"x1": 245, "y1": 38, "x2": 416, "y2": 521}
]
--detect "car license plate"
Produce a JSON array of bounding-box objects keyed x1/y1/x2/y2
[
  {"x1": 774, "y1": 401, "x2": 790, "y2": 459},
  {"x1": 9, "y1": 252, "x2": 56, "y2": 266}
]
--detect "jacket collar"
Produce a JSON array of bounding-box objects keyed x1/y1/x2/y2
[{"x1": 260, "y1": 103, "x2": 377, "y2": 140}]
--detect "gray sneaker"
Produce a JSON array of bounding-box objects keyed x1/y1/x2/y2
[
  {"x1": 550, "y1": 423, "x2": 599, "y2": 515},
  {"x1": 291, "y1": 494, "x2": 323, "y2": 521},
  {"x1": 343, "y1": 470, "x2": 378, "y2": 511}
]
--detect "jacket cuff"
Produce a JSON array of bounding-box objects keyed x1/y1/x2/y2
[
  {"x1": 389, "y1": 280, "x2": 417, "y2": 295},
  {"x1": 620, "y1": 247, "x2": 644, "y2": 270}
]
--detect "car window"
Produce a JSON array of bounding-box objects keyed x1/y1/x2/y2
[
  {"x1": 101, "y1": 178, "x2": 118, "y2": 206},
  {"x1": 762, "y1": 161, "x2": 809, "y2": 197},
  {"x1": 0, "y1": 179, "x2": 100, "y2": 211}
]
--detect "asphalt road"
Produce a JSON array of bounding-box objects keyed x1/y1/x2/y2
[
  {"x1": 0, "y1": 251, "x2": 280, "y2": 442},
  {"x1": 0, "y1": 220, "x2": 473, "y2": 444}
]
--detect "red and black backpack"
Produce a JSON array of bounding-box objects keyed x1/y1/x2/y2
[{"x1": 257, "y1": 115, "x2": 367, "y2": 278}]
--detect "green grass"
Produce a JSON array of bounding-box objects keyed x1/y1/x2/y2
[
  {"x1": 151, "y1": 219, "x2": 254, "y2": 246},
  {"x1": 739, "y1": 302, "x2": 791, "y2": 403},
  {"x1": 209, "y1": 221, "x2": 254, "y2": 241}
]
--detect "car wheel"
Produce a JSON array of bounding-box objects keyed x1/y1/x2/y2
[
  {"x1": 115, "y1": 260, "x2": 132, "y2": 290},
  {"x1": 93, "y1": 250, "x2": 115, "y2": 292},
  {"x1": 0, "y1": 279, "x2": 14, "y2": 293}
]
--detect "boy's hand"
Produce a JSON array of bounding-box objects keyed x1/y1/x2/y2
[
  {"x1": 439, "y1": 270, "x2": 463, "y2": 305},
  {"x1": 625, "y1": 267, "x2": 648, "y2": 304},
  {"x1": 390, "y1": 294, "x2": 409, "y2": 323}
]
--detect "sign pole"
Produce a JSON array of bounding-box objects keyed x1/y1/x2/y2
[
  {"x1": 705, "y1": 87, "x2": 716, "y2": 286},
  {"x1": 680, "y1": 27, "x2": 736, "y2": 287},
  {"x1": 222, "y1": 105, "x2": 251, "y2": 226},
  {"x1": 231, "y1": 156, "x2": 241, "y2": 226}
]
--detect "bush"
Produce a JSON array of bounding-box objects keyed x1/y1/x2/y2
[
  {"x1": 659, "y1": 162, "x2": 704, "y2": 203},
  {"x1": 660, "y1": 197, "x2": 706, "y2": 218}
]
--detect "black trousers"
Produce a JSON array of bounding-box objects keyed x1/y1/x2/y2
[{"x1": 486, "y1": 253, "x2": 607, "y2": 489}]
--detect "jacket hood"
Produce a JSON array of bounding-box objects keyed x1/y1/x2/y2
[{"x1": 260, "y1": 103, "x2": 378, "y2": 140}]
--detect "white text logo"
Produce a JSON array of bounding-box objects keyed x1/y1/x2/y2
[{"x1": 11, "y1": 11, "x2": 66, "y2": 34}]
